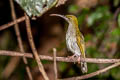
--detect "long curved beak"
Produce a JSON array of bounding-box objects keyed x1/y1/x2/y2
[{"x1": 50, "y1": 14, "x2": 71, "y2": 24}]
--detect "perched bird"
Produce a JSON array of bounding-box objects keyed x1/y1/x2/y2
[{"x1": 51, "y1": 14, "x2": 87, "y2": 73}]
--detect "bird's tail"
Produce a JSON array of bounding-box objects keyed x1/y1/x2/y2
[{"x1": 81, "y1": 61, "x2": 88, "y2": 73}]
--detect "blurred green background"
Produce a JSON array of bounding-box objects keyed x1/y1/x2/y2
[{"x1": 0, "y1": 0, "x2": 120, "y2": 80}]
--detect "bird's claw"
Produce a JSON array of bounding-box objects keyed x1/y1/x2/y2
[
  {"x1": 68, "y1": 54, "x2": 80, "y2": 64},
  {"x1": 77, "y1": 57, "x2": 81, "y2": 64}
]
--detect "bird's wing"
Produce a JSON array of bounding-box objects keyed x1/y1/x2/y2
[{"x1": 76, "y1": 31, "x2": 86, "y2": 58}]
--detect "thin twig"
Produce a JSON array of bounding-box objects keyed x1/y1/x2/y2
[
  {"x1": 1, "y1": 56, "x2": 20, "y2": 78},
  {"x1": 24, "y1": 14, "x2": 49, "y2": 80},
  {"x1": 0, "y1": 50, "x2": 120, "y2": 64},
  {"x1": 9, "y1": 0, "x2": 33, "y2": 79},
  {"x1": 53, "y1": 48, "x2": 58, "y2": 80},
  {"x1": 60, "y1": 62, "x2": 120, "y2": 80},
  {"x1": 113, "y1": 7, "x2": 120, "y2": 20},
  {"x1": 0, "y1": 16, "x2": 25, "y2": 31}
]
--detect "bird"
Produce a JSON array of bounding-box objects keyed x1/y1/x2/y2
[{"x1": 50, "y1": 14, "x2": 88, "y2": 73}]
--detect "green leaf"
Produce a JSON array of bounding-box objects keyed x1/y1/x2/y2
[
  {"x1": 114, "y1": 0, "x2": 120, "y2": 7},
  {"x1": 87, "y1": 6, "x2": 111, "y2": 26},
  {"x1": 87, "y1": 64, "x2": 98, "y2": 73},
  {"x1": 78, "y1": 9, "x2": 89, "y2": 26},
  {"x1": 110, "y1": 28, "x2": 120, "y2": 42},
  {"x1": 68, "y1": 68, "x2": 75, "y2": 76},
  {"x1": 85, "y1": 34, "x2": 92, "y2": 42},
  {"x1": 59, "y1": 62, "x2": 68, "y2": 72},
  {"x1": 95, "y1": 22, "x2": 108, "y2": 38},
  {"x1": 111, "y1": 28, "x2": 120, "y2": 36},
  {"x1": 68, "y1": 5, "x2": 79, "y2": 13},
  {"x1": 111, "y1": 67, "x2": 120, "y2": 79},
  {"x1": 118, "y1": 13, "x2": 120, "y2": 27},
  {"x1": 15, "y1": 0, "x2": 58, "y2": 17},
  {"x1": 31, "y1": 60, "x2": 37, "y2": 67},
  {"x1": 87, "y1": 12, "x2": 102, "y2": 26}
]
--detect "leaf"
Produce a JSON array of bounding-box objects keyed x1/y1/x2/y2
[
  {"x1": 87, "y1": 11, "x2": 102, "y2": 26},
  {"x1": 85, "y1": 34, "x2": 92, "y2": 42},
  {"x1": 110, "y1": 28, "x2": 120, "y2": 42},
  {"x1": 87, "y1": 64, "x2": 98, "y2": 73},
  {"x1": 68, "y1": 5, "x2": 79, "y2": 13},
  {"x1": 114, "y1": 0, "x2": 120, "y2": 7},
  {"x1": 68, "y1": 68, "x2": 75, "y2": 76},
  {"x1": 111, "y1": 67, "x2": 120, "y2": 79},
  {"x1": 59, "y1": 62, "x2": 68, "y2": 72},
  {"x1": 111, "y1": 28, "x2": 120, "y2": 36},
  {"x1": 87, "y1": 6, "x2": 111, "y2": 26},
  {"x1": 78, "y1": 9, "x2": 89, "y2": 26},
  {"x1": 15, "y1": 0, "x2": 58, "y2": 17}
]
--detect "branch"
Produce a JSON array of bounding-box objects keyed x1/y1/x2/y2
[
  {"x1": 0, "y1": 50, "x2": 120, "y2": 64},
  {"x1": 0, "y1": 16, "x2": 25, "y2": 31},
  {"x1": 61, "y1": 62, "x2": 120, "y2": 80},
  {"x1": 113, "y1": 7, "x2": 120, "y2": 20},
  {"x1": 25, "y1": 14, "x2": 49, "y2": 80},
  {"x1": 53, "y1": 48, "x2": 58, "y2": 80},
  {"x1": 9, "y1": 0, "x2": 33, "y2": 79}
]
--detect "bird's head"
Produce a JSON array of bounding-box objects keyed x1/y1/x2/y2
[
  {"x1": 66, "y1": 15, "x2": 77, "y2": 21},
  {"x1": 50, "y1": 14, "x2": 78, "y2": 27},
  {"x1": 65, "y1": 15, "x2": 78, "y2": 28}
]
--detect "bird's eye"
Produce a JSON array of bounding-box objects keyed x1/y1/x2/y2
[{"x1": 67, "y1": 17, "x2": 71, "y2": 20}]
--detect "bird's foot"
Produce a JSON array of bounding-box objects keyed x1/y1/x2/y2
[
  {"x1": 77, "y1": 57, "x2": 81, "y2": 64},
  {"x1": 68, "y1": 54, "x2": 76, "y2": 59},
  {"x1": 68, "y1": 54, "x2": 79, "y2": 64}
]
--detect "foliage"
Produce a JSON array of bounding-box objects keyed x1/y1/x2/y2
[{"x1": 15, "y1": 0, "x2": 58, "y2": 17}]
